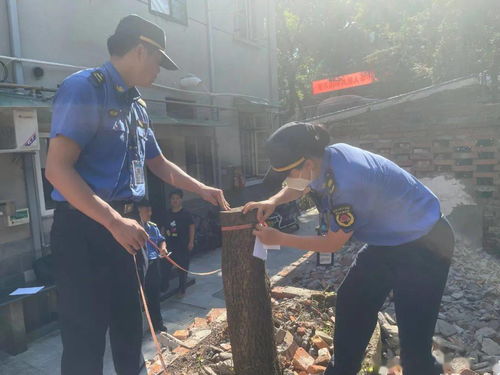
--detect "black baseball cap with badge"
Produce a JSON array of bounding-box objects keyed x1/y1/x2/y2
[
  {"x1": 109, "y1": 14, "x2": 179, "y2": 70},
  {"x1": 263, "y1": 121, "x2": 331, "y2": 188}
]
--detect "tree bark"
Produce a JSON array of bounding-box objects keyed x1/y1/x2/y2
[{"x1": 220, "y1": 208, "x2": 281, "y2": 375}]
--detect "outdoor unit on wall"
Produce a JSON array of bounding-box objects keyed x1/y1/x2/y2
[{"x1": 0, "y1": 109, "x2": 39, "y2": 152}]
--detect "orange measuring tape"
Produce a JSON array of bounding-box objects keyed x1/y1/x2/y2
[
  {"x1": 133, "y1": 254, "x2": 168, "y2": 374},
  {"x1": 146, "y1": 238, "x2": 221, "y2": 276}
]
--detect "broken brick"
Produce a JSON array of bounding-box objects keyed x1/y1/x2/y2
[
  {"x1": 173, "y1": 330, "x2": 190, "y2": 341},
  {"x1": 292, "y1": 347, "x2": 315, "y2": 371},
  {"x1": 311, "y1": 335, "x2": 329, "y2": 350},
  {"x1": 172, "y1": 346, "x2": 190, "y2": 356},
  {"x1": 190, "y1": 317, "x2": 209, "y2": 329},
  {"x1": 314, "y1": 330, "x2": 333, "y2": 345},
  {"x1": 297, "y1": 327, "x2": 307, "y2": 336},
  {"x1": 314, "y1": 347, "x2": 331, "y2": 366},
  {"x1": 206, "y1": 308, "x2": 226, "y2": 323},
  {"x1": 307, "y1": 364, "x2": 327, "y2": 374}
]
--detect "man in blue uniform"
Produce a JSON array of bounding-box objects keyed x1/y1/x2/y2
[
  {"x1": 137, "y1": 199, "x2": 168, "y2": 333},
  {"x1": 46, "y1": 15, "x2": 229, "y2": 375},
  {"x1": 244, "y1": 122, "x2": 454, "y2": 375}
]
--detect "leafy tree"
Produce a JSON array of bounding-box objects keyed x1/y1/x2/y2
[{"x1": 277, "y1": 0, "x2": 500, "y2": 118}]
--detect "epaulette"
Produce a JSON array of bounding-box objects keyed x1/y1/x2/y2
[
  {"x1": 88, "y1": 69, "x2": 105, "y2": 87},
  {"x1": 148, "y1": 221, "x2": 157, "y2": 226},
  {"x1": 137, "y1": 98, "x2": 147, "y2": 108}
]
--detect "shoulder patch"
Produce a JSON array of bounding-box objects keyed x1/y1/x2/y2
[
  {"x1": 88, "y1": 70, "x2": 105, "y2": 87},
  {"x1": 331, "y1": 205, "x2": 355, "y2": 228},
  {"x1": 137, "y1": 98, "x2": 147, "y2": 108},
  {"x1": 323, "y1": 169, "x2": 336, "y2": 195}
]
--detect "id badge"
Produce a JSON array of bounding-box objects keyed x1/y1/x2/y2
[{"x1": 132, "y1": 160, "x2": 145, "y2": 185}]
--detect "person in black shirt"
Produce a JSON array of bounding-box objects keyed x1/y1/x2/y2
[{"x1": 161, "y1": 189, "x2": 195, "y2": 297}]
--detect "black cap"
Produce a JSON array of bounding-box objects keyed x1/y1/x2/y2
[
  {"x1": 112, "y1": 14, "x2": 179, "y2": 70},
  {"x1": 263, "y1": 122, "x2": 327, "y2": 188},
  {"x1": 137, "y1": 198, "x2": 151, "y2": 207}
]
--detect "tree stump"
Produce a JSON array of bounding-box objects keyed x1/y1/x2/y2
[{"x1": 221, "y1": 208, "x2": 281, "y2": 375}]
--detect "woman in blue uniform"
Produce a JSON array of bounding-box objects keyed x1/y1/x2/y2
[{"x1": 244, "y1": 121, "x2": 454, "y2": 375}]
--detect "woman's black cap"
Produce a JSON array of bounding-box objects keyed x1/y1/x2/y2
[
  {"x1": 111, "y1": 14, "x2": 179, "y2": 70},
  {"x1": 263, "y1": 121, "x2": 327, "y2": 188}
]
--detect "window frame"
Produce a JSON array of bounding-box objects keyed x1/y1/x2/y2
[
  {"x1": 34, "y1": 132, "x2": 55, "y2": 217},
  {"x1": 149, "y1": 0, "x2": 188, "y2": 25},
  {"x1": 234, "y1": 0, "x2": 258, "y2": 42}
]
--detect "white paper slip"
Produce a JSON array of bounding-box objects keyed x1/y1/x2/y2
[
  {"x1": 253, "y1": 238, "x2": 280, "y2": 261},
  {"x1": 9, "y1": 286, "x2": 44, "y2": 296}
]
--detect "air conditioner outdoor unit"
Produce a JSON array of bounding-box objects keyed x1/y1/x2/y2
[{"x1": 0, "y1": 109, "x2": 39, "y2": 152}]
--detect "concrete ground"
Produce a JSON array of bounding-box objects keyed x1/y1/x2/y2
[{"x1": 0, "y1": 211, "x2": 317, "y2": 375}]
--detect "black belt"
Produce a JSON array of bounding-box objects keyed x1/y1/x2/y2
[{"x1": 55, "y1": 201, "x2": 136, "y2": 215}]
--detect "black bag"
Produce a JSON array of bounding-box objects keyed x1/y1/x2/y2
[{"x1": 33, "y1": 254, "x2": 54, "y2": 285}]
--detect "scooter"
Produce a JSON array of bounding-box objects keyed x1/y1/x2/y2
[{"x1": 266, "y1": 201, "x2": 300, "y2": 233}]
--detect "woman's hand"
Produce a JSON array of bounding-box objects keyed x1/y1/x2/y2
[
  {"x1": 252, "y1": 224, "x2": 283, "y2": 246},
  {"x1": 243, "y1": 199, "x2": 277, "y2": 222}
]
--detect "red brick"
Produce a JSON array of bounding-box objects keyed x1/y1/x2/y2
[
  {"x1": 297, "y1": 327, "x2": 307, "y2": 336},
  {"x1": 206, "y1": 308, "x2": 226, "y2": 323},
  {"x1": 172, "y1": 346, "x2": 190, "y2": 356},
  {"x1": 292, "y1": 347, "x2": 315, "y2": 371},
  {"x1": 434, "y1": 159, "x2": 454, "y2": 166},
  {"x1": 459, "y1": 370, "x2": 479, "y2": 375},
  {"x1": 311, "y1": 335, "x2": 329, "y2": 350},
  {"x1": 190, "y1": 317, "x2": 209, "y2": 329},
  {"x1": 472, "y1": 145, "x2": 498, "y2": 152},
  {"x1": 307, "y1": 364, "x2": 327, "y2": 374},
  {"x1": 173, "y1": 330, "x2": 190, "y2": 341},
  {"x1": 473, "y1": 172, "x2": 498, "y2": 178},
  {"x1": 452, "y1": 165, "x2": 474, "y2": 172},
  {"x1": 474, "y1": 158, "x2": 498, "y2": 165},
  {"x1": 453, "y1": 152, "x2": 477, "y2": 159}
]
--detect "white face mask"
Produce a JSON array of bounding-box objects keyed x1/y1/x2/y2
[{"x1": 284, "y1": 168, "x2": 312, "y2": 191}]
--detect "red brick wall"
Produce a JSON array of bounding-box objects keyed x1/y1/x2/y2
[{"x1": 323, "y1": 86, "x2": 500, "y2": 253}]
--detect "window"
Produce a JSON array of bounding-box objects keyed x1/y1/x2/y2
[
  {"x1": 234, "y1": 0, "x2": 258, "y2": 41},
  {"x1": 185, "y1": 136, "x2": 215, "y2": 186},
  {"x1": 34, "y1": 133, "x2": 56, "y2": 216},
  {"x1": 239, "y1": 114, "x2": 270, "y2": 178},
  {"x1": 150, "y1": 0, "x2": 187, "y2": 24}
]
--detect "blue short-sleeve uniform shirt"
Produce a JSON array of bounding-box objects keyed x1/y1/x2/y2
[
  {"x1": 144, "y1": 221, "x2": 166, "y2": 260},
  {"x1": 309, "y1": 144, "x2": 441, "y2": 246},
  {"x1": 50, "y1": 61, "x2": 162, "y2": 202}
]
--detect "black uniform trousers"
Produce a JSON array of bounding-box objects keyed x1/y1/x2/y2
[
  {"x1": 161, "y1": 248, "x2": 190, "y2": 293},
  {"x1": 51, "y1": 206, "x2": 146, "y2": 375},
  {"x1": 144, "y1": 258, "x2": 164, "y2": 331},
  {"x1": 325, "y1": 216, "x2": 455, "y2": 375}
]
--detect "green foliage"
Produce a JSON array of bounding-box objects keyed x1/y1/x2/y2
[{"x1": 277, "y1": 0, "x2": 500, "y2": 116}]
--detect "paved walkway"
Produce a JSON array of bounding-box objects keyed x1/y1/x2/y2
[{"x1": 0, "y1": 211, "x2": 317, "y2": 375}]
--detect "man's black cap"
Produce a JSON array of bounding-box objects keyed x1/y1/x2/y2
[
  {"x1": 263, "y1": 122, "x2": 326, "y2": 188},
  {"x1": 112, "y1": 14, "x2": 179, "y2": 70},
  {"x1": 137, "y1": 198, "x2": 152, "y2": 207}
]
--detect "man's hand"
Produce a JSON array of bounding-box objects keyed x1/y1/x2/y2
[
  {"x1": 188, "y1": 241, "x2": 194, "y2": 251},
  {"x1": 252, "y1": 223, "x2": 283, "y2": 246},
  {"x1": 159, "y1": 243, "x2": 168, "y2": 258},
  {"x1": 199, "y1": 185, "x2": 230, "y2": 210},
  {"x1": 243, "y1": 199, "x2": 277, "y2": 222},
  {"x1": 106, "y1": 217, "x2": 149, "y2": 255}
]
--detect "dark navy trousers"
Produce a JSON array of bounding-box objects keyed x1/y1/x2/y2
[
  {"x1": 325, "y1": 217, "x2": 454, "y2": 375},
  {"x1": 51, "y1": 207, "x2": 146, "y2": 375}
]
